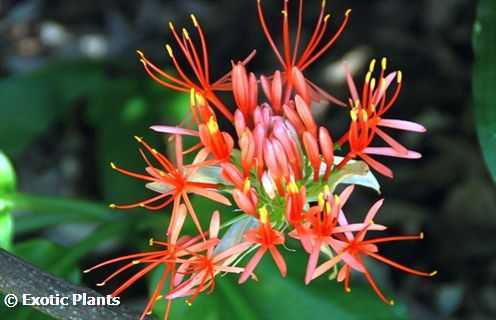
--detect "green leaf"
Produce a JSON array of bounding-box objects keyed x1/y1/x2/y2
[
  {"x1": 0, "y1": 151, "x2": 16, "y2": 250},
  {"x1": 474, "y1": 0, "x2": 496, "y2": 182},
  {"x1": 0, "y1": 60, "x2": 105, "y2": 156}
]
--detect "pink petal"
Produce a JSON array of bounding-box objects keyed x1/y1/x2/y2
[
  {"x1": 312, "y1": 253, "x2": 344, "y2": 280},
  {"x1": 341, "y1": 253, "x2": 366, "y2": 272},
  {"x1": 372, "y1": 72, "x2": 396, "y2": 105},
  {"x1": 269, "y1": 246, "x2": 287, "y2": 277},
  {"x1": 337, "y1": 210, "x2": 353, "y2": 241},
  {"x1": 344, "y1": 62, "x2": 360, "y2": 103},
  {"x1": 365, "y1": 199, "x2": 384, "y2": 223},
  {"x1": 150, "y1": 125, "x2": 199, "y2": 136},
  {"x1": 213, "y1": 242, "x2": 253, "y2": 263},
  {"x1": 239, "y1": 248, "x2": 266, "y2": 284},
  {"x1": 189, "y1": 186, "x2": 232, "y2": 206},
  {"x1": 379, "y1": 119, "x2": 426, "y2": 133},
  {"x1": 209, "y1": 211, "x2": 220, "y2": 239},
  {"x1": 374, "y1": 127, "x2": 409, "y2": 155},
  {"x1": 170, "y1": 204, "x2": 187, "y2": 244},
  {"x1": 339, "y1": 185, "x2": 355, "y2": 207},
  {"x1": 360, "y1": 154, "x2": 394, "y2": 178},
  {"x1": 305, "y1": 241, "x2": 322, "y2": 284},
  {"x1": 364, "y1": 147, "x2": 421, "y2": 159},
  {"x1": 333, "y1": 223, "x2": 386, "y2": 233}
]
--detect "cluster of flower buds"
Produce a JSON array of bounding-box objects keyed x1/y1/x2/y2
[{"x1": 87, "y1": 1, "x2": 435, "y2": 319}]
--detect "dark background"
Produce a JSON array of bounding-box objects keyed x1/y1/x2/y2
[{"x1": 1, "y1": 0, "x2": 494, "y2": 319}]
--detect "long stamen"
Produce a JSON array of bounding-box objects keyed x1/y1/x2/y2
[
  {"x1": 363, "y1": 269, "x2": 394, "y2": 305},
  {"x1": 182, "y1": 28, "x2": 207, "y2": 85},
  {"x1": 300, "y1": 9, "x2": 351, "y2": 70},
  {"x1": 292, "y1": 0, "x2": 304, "y2": 64},
  {"x1": 191, "y1": 14, "x2": 210, "y2": 83},
  {"x1": 282, "y1": 1, "x2": 292, "y2": 66},
  {"x1": 257, "y1": 0, "x2": 285, "y2": 65},
  {"x1": 366, "y1": 252, "x2": 436, "y2": 277}
]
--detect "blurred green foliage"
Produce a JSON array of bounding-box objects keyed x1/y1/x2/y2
[
  {"x1": 0, "y1": 151, "x2": 15, "y2": 250},
  {"x1": 474, "y1": 0, "x2": 496, "y2": 183}
]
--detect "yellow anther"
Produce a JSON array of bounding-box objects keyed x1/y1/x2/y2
[
  {"x1": 365, "y1": 71, "x2": 371, "y2": 84},
  {"x1": 369, "y1": 59, "x2": 376, "y2": 72},
  {"x1": 345, "y1": 9, "x2": 352, "y2": 16},
  {"x1": 420, "y1": 232, "x2": 424, "y2": 239},
  {"x1": 110, "y1": 162, "x2": 116, "y2": 169},
  {"x1": 165, "y1": 44, "x2": 174, "y2": 58},
  {"x1": 325, "y1": 202, "x2": 331, "y2": 214},
  {"x1": 389, "y1": 300, "x2": 395, "y2": 306},
  {"x1": 195, "y1": 92, "x2": 206, "y2": 106},
  {"x1": 323, "y1": 185, "x2": 331, "y2": 197},
  {"x1": 397, "y1": 70, "x2": 403, "y2": 83},
  {"x1": 155, "y1": 295, "x2": 163, "y2": 301},
  {"x1": 134, "y1": 135, "x2": 143, "y2": 142},
  {"x1": 381, "y1": 57, "x2": 387, "y2": 70},
  {"x1": 82, "y1": 269, "x2": 91, "y2": 274},
  {"x1": 190, "y1": 88, "x2": 196, "y2": 106},
  {"x1": 321, "y1": 0, "x2": 326, "y2": 8},
  {"x1": 350, "y1": 109, "x2": 358, "y2": 122},
  {"x1": 243, "y1": 178, "x2": 251, "y2": 193},
  {"x1": 168, "y1": 22, "x2": 175, "y2": 30},
  {"x1": 96, "y1": 282, "x2": 106, "y2": 287},
  {"x1": 370, "y1": 78, "x2": 376, "y2": 91},
  {"x1": 149, "y1": 238, "x2": 154, "y2": 246},
  {"x1": 109, "y1": 203, "x2": 116, "y2": 208},
  {"x1": 380, "y1": 78, "x2": 386, "y2": 89},
  {"x1": 345, "y1": 287, "x2": 351, "y2": 293},
  {"x1": 139, "y1": 203, "x2": 145, "y2": 208},
  {"x1": 324, "y1": 14, "x2": 331, "y2": 22},
  {"x1": 146, "y1": 311, "x2": 152, "y2": 315},
  {"x1": 430, "y1": 270, "x2": 438, "y2": 276},
  {"x1": 361, "y1": 109, "x2": 368, "y2": 121},
  {"x1": 186, "y1": 300, "x2": 193, "y2": 307},
  {"x1": 207, "y1": 116, "x2": 219, "y2": 134},
  {"x1": 281, "y1": 10, "x2": 288, "y2": 17},
  {"x1": 182, "y1": 28, "x2": 190, "y2": 39},
  {"x1": 151, "y1": 149, "x2": 158, "y2": 154},
  {"x1": 259, "y1": 206, "x2": 269, "y2": 224},
  {"x1": 136, "y1": 50, "x2": 144, "y2": 58},
  {"x1": 318, "y1": 193, "x2": 325, "y2": 209},
  {"x1": 287, "y1": 181, "x2": 299, "y2": 194},
  {"x1": 132, "y1": 260, "x2": 140, "y2": 265},
  {"x1": 190, "y1": 14, "x2": 198, "y2": 27},
  {"x1": 334, "y1": 194, "x2": 341, "y2": 206},
  {"x1": 354, "y1": 99, "x2": 360, "y2": 108}
]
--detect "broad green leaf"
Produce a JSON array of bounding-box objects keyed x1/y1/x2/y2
[
  {"x1": 473, "y1": 0, "x2": 496, "y2": 182},
  {"x1": 0, "y1": 210, "x2": 13, "y2": 250},
  {"x1": 0, "y1": 151, "x2": 16, "y2": 194},
  {"x1": 0, "y1": 60, "x2": 105, "y2": 156},
  {"x1": 0, "y1": 151, "x2": 16, "y2": 250}
]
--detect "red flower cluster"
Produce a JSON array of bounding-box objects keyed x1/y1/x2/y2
[{"x1": 87, "y1": 1, "x2": 435, "y2": 319}]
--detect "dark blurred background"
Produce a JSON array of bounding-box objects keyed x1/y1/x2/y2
[{"x1": 1, "y1": 0, "x2": 494, "y2": 319}]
